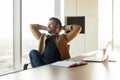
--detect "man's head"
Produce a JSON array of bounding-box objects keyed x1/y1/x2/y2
[{"x1": 47, "y1": 17, "x2": 62, "y2": 35}]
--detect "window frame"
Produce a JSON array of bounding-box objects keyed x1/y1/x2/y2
[{"x1": 13, "y1": 0, "x2": 22, "y2": 69}]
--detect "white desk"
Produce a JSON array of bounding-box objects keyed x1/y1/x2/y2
[{"x1": 0, "y1": 54, "x2": 120, "y2": 80}]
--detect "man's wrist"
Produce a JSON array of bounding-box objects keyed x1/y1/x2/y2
[
  {"x1": 66, "y1": 25, "x2": 72, "y2": 30},
  {"x1": 64, "y1": 25, "x2": 72, "y2": 28},
  {"x1": 63, "y1": 25, "x2": 72, "y2": 33},
  {"x1": 63, "y1": 25, "x2": 66, "y2": 30}
]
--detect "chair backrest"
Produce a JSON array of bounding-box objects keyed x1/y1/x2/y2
[{"x1": 67, "y1": 44, "x2": 70, "y2": 59}]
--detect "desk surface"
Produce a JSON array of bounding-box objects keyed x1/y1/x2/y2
[{"x1": 0, "y1": 56, "x2": 120, "y2": 80}]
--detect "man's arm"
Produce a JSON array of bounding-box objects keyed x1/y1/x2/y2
[
  {"x1": 63, "y1": 24, "x2": 82, "y2": 43},
  {"x1": 30, "y1": 24, "x2": 48, "y2": 40}
]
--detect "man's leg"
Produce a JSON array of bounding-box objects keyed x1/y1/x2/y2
[{"x1": 29, "y1": 50, "x2": 47, "y2": 68}]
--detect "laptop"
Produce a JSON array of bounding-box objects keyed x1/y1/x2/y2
[{"x1": 81, "y1": 42, "x2": 111, "y2": 62}]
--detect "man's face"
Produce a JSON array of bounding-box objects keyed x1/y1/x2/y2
[{"x1": 47, "y1": 20, "x2": 58, "y2": 34}]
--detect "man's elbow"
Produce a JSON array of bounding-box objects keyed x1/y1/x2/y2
[
  {"x1": 30, "y1": 24, "x2": 33, "y2": 28},
  {"x1": 79, "y1": 25, "x2": 82, "y2": 33},
  {"x1": 73, "y1": 24, "x2": 82, "y2": 31},
  {"x1": 30, "y1": 24, "x2": 37, "y2": 30}
]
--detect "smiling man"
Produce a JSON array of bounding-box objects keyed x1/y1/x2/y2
[{"x1": 29, "y1": 17, "x2": 82, "y2": 68}]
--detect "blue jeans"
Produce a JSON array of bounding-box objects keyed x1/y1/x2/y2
[{"x1": 29, "y1": 50, "x2": 47, "y2": 68}]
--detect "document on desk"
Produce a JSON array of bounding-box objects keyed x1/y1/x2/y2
[{"x1": 51, "y1": 60, "x2": 87, "y2": 68}]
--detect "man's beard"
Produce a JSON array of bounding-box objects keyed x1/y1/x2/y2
[{"x1": 48, "y1": 30, "x2": 54, "y2": 34}]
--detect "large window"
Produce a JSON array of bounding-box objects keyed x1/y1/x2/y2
[
  {"x1": 113, "y1": 0, "x2": 120, "y2": 51},
  {"x1": 0, "y1": 0, "x2": 56, "y2": 75},
  {"x1": 22, "y1": 0, "x2": 55, "y2": 65},
  {"x1": 0, "y1": 0, "x2": 13, "y2": 74},
  {"x1": 98, "y1": 0, "x2": 120, "y2": 51}
]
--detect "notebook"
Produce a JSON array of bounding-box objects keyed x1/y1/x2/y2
[
  {"x1": 51, "y1": 60, "x2": 87, "y2": 68},
  {"x1": 81, "y1": 42, "x2": 111, "y2": 62}
]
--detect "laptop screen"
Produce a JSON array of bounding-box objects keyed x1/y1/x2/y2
[{"x1": 102, "y1": 42, "x2": 112, "y2": 60}]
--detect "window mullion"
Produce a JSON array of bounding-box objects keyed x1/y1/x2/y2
[{"x1": 13, "y1": 0, "x2": 22, "y2": 69}]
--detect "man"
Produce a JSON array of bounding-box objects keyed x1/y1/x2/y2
[{"x1": 29, "y1": 17, "x2": 82, "y2": 68}]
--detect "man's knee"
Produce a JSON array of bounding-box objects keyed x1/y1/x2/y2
[{"x1": 29, "y1": 49, "x2": 38, "y2": 57}]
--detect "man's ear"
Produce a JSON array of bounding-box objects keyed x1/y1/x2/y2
[
  {"x1": 56, "y1": 24, "x2": 61, "y2": 32},
  {"x1": 56, "y1": 27, "x2": 61, "y2": 33},
  {"x1": 59, "y1": 26, "x2": 63, "y2": 32}
]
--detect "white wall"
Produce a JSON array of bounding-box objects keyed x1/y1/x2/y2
[{"x1": 64, "y1": 0, "x2": 98, "y2": 57}]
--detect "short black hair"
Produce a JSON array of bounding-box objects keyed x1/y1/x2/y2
[{"x1": 49, "y1": 17, "x2": 62, "y2": 28}]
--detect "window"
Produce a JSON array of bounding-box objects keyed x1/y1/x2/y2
[
  {"x1": 113, "y1": 0, "x2": 120, "y2": 51},
  {"x1": 0, "y1": 0, "x2": 13, "y2": 74},
  {"x1": 0, "y1": 0, "x2": 56, "y2": 75},
  {"x1": 99, "y1": 0, "x2": 120, "y2": 51},
  {"x1": 22, "y1": 0, "x2": 55, "y2": 65}
]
